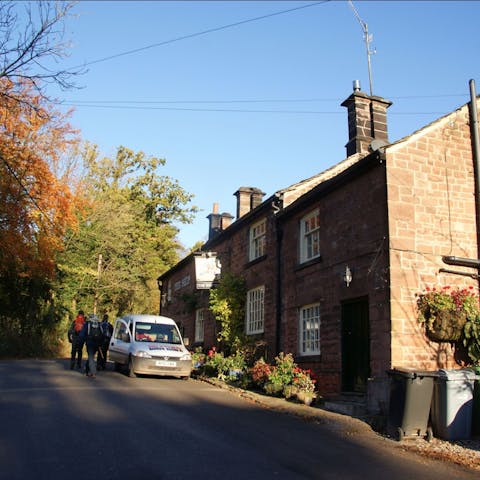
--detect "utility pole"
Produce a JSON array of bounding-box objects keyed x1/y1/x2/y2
[{"x1": 93, "y1": 253, "x2": 102, "y2": 315}]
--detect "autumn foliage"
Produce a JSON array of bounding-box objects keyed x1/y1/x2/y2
[{"x1": 0, "y1": 79, "x2": 80, "y2": 279}]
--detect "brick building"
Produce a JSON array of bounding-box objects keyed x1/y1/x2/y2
[{"x1": 158, "y1": 83, "x2": 480, "y2": 414}]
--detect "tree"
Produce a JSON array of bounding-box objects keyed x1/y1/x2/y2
[
  {"x1": 0, "y1": 82, "x2": 80, "y2": 357},
  {"x1": 0, "y1": 1, "x2": 82, "y2": 357},
  {"x1": 0, "y1": 81, "x2": 79, "y2": 279},
  {"x1": 0, "y1": 1, "x2": 80, "y2": 105},
  {"x1": 57, "y1": 144, "x2": 198, "y2": 316},
  {"x1": 209, "y1": 272, "x2": 247, "y2": 355}
]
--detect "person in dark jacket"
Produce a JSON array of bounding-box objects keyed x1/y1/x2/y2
[
  {"x1": 67, "y1": 310, "x2": 86, "y2": 370},
  {"x1": 97, "y1": 314, "x2": 113, "y2": 371},
  {"x1": 78, "y1": 314, "x2": 104, "y2": 378}
]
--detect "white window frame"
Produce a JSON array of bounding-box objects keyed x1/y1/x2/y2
[
  {"x1": 299, "y1": 303, "x2": 321, "y2": 356},
  {"x1": 299, "y1": 209, "x2": 320, "y2": 263},
  {"x1": 246, "y1": 286, "x2": 265, "y2": 335},
  {"x1": 195, "y1": 308, "x2": 205, "y2": 342},
  {"x1": 249, "y1": 219, "x2": 266, "y2": 261}
]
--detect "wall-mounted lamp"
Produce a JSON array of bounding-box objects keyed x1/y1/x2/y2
[{"x1": 343, "y1": 266, "x2": 353, "y2": 287}]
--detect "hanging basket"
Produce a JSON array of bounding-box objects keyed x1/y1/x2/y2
[{"x1": 426, "y1": 310, "x2": 467, "y2": 342}]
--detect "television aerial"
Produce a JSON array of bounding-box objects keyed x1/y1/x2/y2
[{"x1": 348, "y1": 0, "x2": 375, "y2": 96}]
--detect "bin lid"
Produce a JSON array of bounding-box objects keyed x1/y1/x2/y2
[
  {"x1": 437, "y1": 369, "x2": 478, "y2": 381},
  {"x1": 387, "y1": 367, "x2": 438, "y2": 379}
]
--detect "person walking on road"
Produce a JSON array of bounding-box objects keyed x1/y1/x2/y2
[
  {"x1": 97, "y1": 314, "x2": 113, "y2": 371},
  {"x1": 78, "y1": 314, "x2": 105, "y2": 378},
  {"x1": 67, "y1": 310, "x2": 86, "y2": 370}
]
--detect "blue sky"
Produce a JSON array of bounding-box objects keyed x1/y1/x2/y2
[{"x1": 51, "y1": 1, "x2": 480, "y2": 249}]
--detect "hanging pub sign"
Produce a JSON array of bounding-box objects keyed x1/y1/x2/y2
[{"x1": 194, "y1": 252, "x2": 221, "y2": 289}]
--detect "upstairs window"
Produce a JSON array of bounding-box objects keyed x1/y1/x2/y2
[
  {"x1": 299, "y1": 303, "x2": 321, "y2": 355},
  {"x1": 300, "y1": 209, "x2": 320, "y2": 263},
  {"x1": 246, "y1": 286, "x2": 265, "y2": 334},
  {"x1": 195, "y1": 309, "x2": 205, "y2": 342},
  {"x1": 249, "y1": 219, "x2": 266, "y2": 261}
]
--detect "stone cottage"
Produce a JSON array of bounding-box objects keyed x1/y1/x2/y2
[{"x1": 158, "y1": 81, "x2": 480, "y2": 414}]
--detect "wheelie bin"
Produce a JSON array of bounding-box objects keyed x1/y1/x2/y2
[
  {"x1": 387, "y1": 368, "x2": 436, "y2": 441},
  {"x1": 431, "y1": 369, "x2": 477, "y2": 440},
  {"x1": 472, "y1": 366, "x2": 480, "y2": 436}
]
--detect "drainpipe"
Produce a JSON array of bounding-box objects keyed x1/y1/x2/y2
[
  {"x1": 469, "y1": 79, "x2": 480, "y2": 264},
  {"x1": 275, "y1": 222, "x2": 283, "y2": 357}
]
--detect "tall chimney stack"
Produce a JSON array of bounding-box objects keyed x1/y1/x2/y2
[
  {"x1": 234, "y1": 187, "x2": 265, "y2": 219},
  {"x1": 341, "y1": 80, "x2": 392, "y2": 156}
]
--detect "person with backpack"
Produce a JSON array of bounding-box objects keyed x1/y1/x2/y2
[
  {"x1": 97, "y1": 313, "x2": 113, "y2": 371},
  {"x1": 78, "y1": 314, "x2": 105, "y2": 378},
  {"x1": 67, "y1": 310, "x2": 86, "y2": 370}
]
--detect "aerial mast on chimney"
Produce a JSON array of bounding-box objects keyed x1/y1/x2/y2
[{"x1": 348, "y1": 0, "x2": 375, "y2": 96}]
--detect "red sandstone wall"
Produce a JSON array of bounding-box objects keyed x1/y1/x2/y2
[{"x1": 387, "y1": 103, "x2": 479, "y2": 371}]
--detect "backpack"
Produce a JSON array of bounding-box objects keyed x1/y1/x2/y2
[
  {"x1": 87, "y1": 320, "x2": 104, "y2": 344},
  {"x1": 74, "y1": 315, "x2": 85, "y2": 333},
  {"x1": 102, "y1": 322, "x2": 112, "y2": 340}
]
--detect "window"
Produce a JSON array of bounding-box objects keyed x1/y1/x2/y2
[
  {"x1": 114, "y1": 321, "x2": 130, "y2": 343},
  {"x1": 195, "y1": 309, "x2": 205, "y2": 342},
  {"x1": 299, "y1": 209, "x2": 320, "y2": 263},
  {"x1": 299, "y1": 303, "x2": 321, "y2": 355},
  {"x1": 249, "y1": 219, "x2": 266, "y2": 261},
  {"x1": 246, "y1": 286, "x2": 265, "y2": 334}
]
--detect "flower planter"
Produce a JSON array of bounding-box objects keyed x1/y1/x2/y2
[
  {"x1": 426, "y1": 310, "x2": 467, "y2": 342},
  {"x1": 296, "y1": 390, "x2": 316, "y2": 406}
]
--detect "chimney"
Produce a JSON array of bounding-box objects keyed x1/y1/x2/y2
[
  {"x1": 220, "y1": 212, "x2": 234, "y2": 230},
  {"x1": 207, "y1": 203, "x2": 234, "y2": 240},
  {"x1": 341, "y1": 80, "x2": 392, "y2": 156},
  {"x1": 234, "y1": 187, "x2": 265, "y2": 219},
  {"x1": 207, "y1": 203, "x2": 221, "y2": 240}
]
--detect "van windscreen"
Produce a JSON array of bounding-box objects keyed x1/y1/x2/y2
[{"x1": 134, "y1": 323, "x2": 181, "y2": 344}]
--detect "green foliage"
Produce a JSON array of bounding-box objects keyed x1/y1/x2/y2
[
  {"x1": 0, "y1": 275, "x2": 69, "y2": 357},
  {"x1": 56, "y1": 143, "x2": 197, "y2": 316},
  {"x1": 199, "y1": 349, "x2": 248, "y2": 383},
  {"x1": 264, "y1": 352, "x2": 296, "y2": 394},
  {"x1": 260, "y1": 353, "x2": 317, "y2": 402},
  {"x1": 463, "y1": 316, "x2": 480, "y2": 365},
  {"x1": 198, "y1": 350, "x2": 318, "y2": 403},
  {"x1": 209, "y1": 272, "x2": 247, "y2": 354},
  {"x1": 191, "y1": 347, "x2": 206, "y2": 369}
]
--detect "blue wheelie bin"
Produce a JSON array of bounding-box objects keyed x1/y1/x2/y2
[{"x1": 431, "y1": 369, "x2": 477, "y2": 440}]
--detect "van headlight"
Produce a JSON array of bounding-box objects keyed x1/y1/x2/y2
[
  {"x1": 180, "y1": 353, "x2": 191, "y2": 361},
  {"x1": 136, "y1": 351, "x2": 152, "y2": 358}
]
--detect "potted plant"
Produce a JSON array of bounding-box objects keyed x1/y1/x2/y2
[
  {"x1": 416, "y1": 286, "x2": 479, "y2": 342},
  {"x1": 292, "y1": 368, "x2": 317, "y2": 405}
]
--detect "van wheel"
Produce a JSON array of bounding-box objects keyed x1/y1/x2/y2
[
  {"x1": 114, "y1": 362, "x2": 121, "y2": 372},
  {"x1": 127, "y1": 357, "x2": 137, "y2": 378},
  {"x1": 180, "y1": 376, "x2": 189, "y2": 381}
]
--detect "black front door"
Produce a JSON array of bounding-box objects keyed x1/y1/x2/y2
[{"x1": 341, "y1": 298, "x2": 370, "y2": 393}]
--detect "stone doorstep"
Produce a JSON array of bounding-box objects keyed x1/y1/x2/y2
[{"x1": 321, "y1": 395, "x2": 368, "y2": 417}]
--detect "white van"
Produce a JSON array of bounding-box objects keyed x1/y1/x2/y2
[{"x1": 109, "y1": 314, "x2": 192, "y2": 379}]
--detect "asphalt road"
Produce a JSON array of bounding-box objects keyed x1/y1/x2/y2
[{"x1": 0, "y1": 359, "x2": 477, "y2": 480}]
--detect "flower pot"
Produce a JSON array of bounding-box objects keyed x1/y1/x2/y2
[
  {"x1": 296, "y1": 390, "x2": 315, "y2": 406},
  {"x1": 283, "y1": 385, "x2": 299, "y2": 399},
  {"x1": 426, "y1": 310, "x2": 467, "y2": 342}
]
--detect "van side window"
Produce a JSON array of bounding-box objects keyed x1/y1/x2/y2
[{"x1": 115, "y1": 322, "x2": 130, "y2": 343}]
